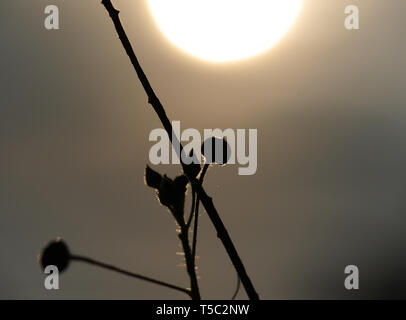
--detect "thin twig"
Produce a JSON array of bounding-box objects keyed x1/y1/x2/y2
[
  {"x1": 70, "y1": 255, "x2": 192, "y2": 297},
  {"x1": 177, "y1": 224, "x2": 201, "y2": 300},
  {"x1": 166, "y1": 196, "x2": 200, "y2": 299},
  {"x1": 231, "y1": 276, "x2": 241, "y2": 300},
  {"x1": 191, "y1": 163, "x2": 209, "y2": 262},
  {"x1": 101, "y1": 0, "x2": 259, "y2": 300},
  {"x1": 186, "y1": 187, "x2": 196, "y2": 228},
  {"x1": 192, "y1": 196, "x2": 200, "y2": 263}
]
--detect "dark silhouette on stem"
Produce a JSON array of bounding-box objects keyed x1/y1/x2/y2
[
  {"x1": 101, "y1": 0, "x2": 259, "y2": 300},
  {"x1": 144, "y1": 167, "x2": 201, "y2": 299}
]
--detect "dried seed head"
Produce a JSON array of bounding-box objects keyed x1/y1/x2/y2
[
  {"x1": 173, "y1": 175, "x2": 189, "y2": 194},
  {"x1": 201, "y1": 136, "x2": 231, "y2": 165},
  {"x1": 172, "y1": 175, "x2": 188, "y2": 217},
  {"x1": 183, "y1": 149, "x2": 201, "y2": 178},
  {"x1": 39, "y1": 238, "x2": 70, "y2": 273},
  {"x1": 158, "y1": 175, "x2": 175, "y2": 207},
  {"x1": 145, "y1": 165, "x2": 162, "y2": 189}
]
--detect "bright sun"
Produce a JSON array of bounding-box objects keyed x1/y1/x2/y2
[{"x1": 147, "y1": 0, "x2": 303, "y2": 63}]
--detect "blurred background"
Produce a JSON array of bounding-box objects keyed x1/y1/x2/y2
[{"x1": 1, "y1": 0, "x2": 405, "y2": 299}]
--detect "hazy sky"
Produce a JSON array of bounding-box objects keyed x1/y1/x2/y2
[{"x1": 1, "y1": 0, "x2": 406, "y2": 299}]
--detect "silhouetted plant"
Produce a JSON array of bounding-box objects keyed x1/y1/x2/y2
[
  {"x1": 39, "y1": 238, "x2": 193, "y2": 297},
  {"x1": 39, "y1": 238, "x2": 70, "y2": 273},
  {"x1": 38, "y1": 0, "x2": 259, "y2": 300}
]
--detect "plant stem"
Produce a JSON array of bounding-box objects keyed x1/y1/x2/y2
[
  {"x1": 178, "y1": 225, "x2": 201, "y2": 300},
  {"x1": 186, "y1": 188, "x2": 196, "y2": 228},
  {"x1": 231, "y1": 275, "x2": 241, "y2": 300},
  {"x1": 70, "y1": 254, "x2": 192, "y2": 297},
  {"x1": 191, "y1": 163, "x2": 209, "y2": 262},
  {"x1": 101, "y1": 0, "x2": 259, "y2": 300},
  {"x1": 191, "y1": 196, "x2": 200, "y2": 263}
]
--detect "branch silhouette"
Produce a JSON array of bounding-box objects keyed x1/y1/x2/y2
[
  {"x1": 39, "y1": 238, "x2": 192, "y2": 297},
  {"x1": 71, "y1": 255, "x2": 192, "y2": 297},
  {"x1": 144, "y1": 168, "x2": 201, "y2": 299},
  {"x1": 101, "y1": 0, "x2": 259, "y2": 300}
]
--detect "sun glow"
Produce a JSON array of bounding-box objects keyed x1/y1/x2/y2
[{"x1": 147, "y1": 0, "x2": 303, "y2": 62}]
